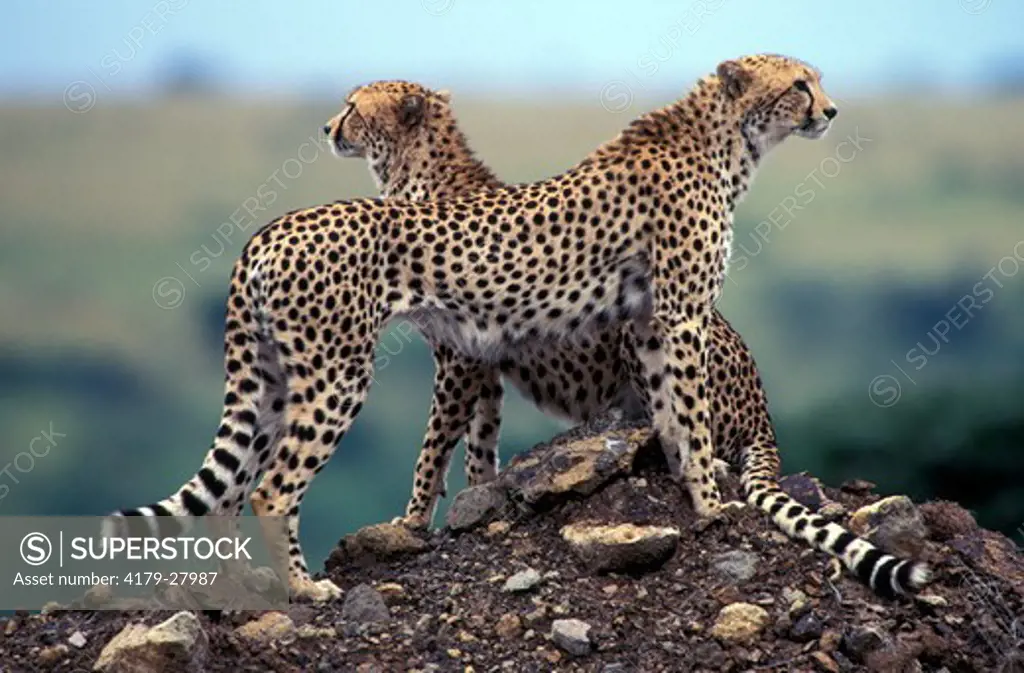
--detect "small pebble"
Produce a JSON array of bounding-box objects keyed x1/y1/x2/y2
[{"x1": 503, "y1": 568, "x2": 542, "y2": 593}]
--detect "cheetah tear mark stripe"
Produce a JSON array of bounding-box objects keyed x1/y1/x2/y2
[{"x1": 740, "y1": 445, "x2": 929, "y2": 598}]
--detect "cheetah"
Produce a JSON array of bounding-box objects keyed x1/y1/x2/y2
[
  {"x1": 321, "y1": 80, "x2": 930, "y2": 599},
  {"x1": 105, "y1": 54, "x2": 926, "y2": 601}
]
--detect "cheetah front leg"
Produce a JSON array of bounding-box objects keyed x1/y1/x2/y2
[
  {"x1": 395, "y1": 345, "x2": 490, "y2": 530},
  {"x1": 623, "y1": 326, "x2": 735, "y2": 495},
  {"x1": 631, "y1": 314, "x2": 743, "y2": 520}
]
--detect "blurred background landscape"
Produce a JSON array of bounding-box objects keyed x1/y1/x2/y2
[{"x1": 1, "y1": 0, "x2": 1022, "y2": 568}]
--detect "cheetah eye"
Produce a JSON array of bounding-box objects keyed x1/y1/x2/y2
[{"x1": 793, "y1": 80, "x2": 810, "y2": 93}]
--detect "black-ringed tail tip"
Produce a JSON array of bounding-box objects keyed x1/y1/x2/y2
[
  {"x1": 743, "y1": 470, "x2": 931, "y2": 600},
  {"x1": 101, "y1": 508, "x2": 191, "y2": 539},
  {"x1": 865, "y1": 557, "x2": 931, "y2": 599}
]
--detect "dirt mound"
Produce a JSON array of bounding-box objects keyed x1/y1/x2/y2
[{"x1": 2, "y1": 420, "x2": 1022, "y2": 672}]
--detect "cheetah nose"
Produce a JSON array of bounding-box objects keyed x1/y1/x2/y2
[
  {"x1": 823, "y1": 107, "x2": 838, "y2": 120},
  {"x1": 322, "y1": 124, "x2": 332, "y2": 136}
]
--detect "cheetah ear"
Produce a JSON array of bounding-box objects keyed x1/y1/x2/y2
[
  {"x1": 716, "y1": 59, "x2": 752, "y2": 99},
  {"x1": 434, "y1": 89, "x2": 452, "y2": 103},
  {"x1": 398, "y1": 93, "x2": 426, "y2": 127}
]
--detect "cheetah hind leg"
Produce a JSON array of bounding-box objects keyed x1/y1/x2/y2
[
  {"x1": 463, "y1": 369, "x2": 503, "y2": 487},
  {"x1": 394, "y1": 349, "x2": 491, "y2": 530},
  {"x1": 249, "y1": 350, "x2": 377, "y2": 602},
  {"x1": 210, "y1": 502, "x2": 285, "y2": 596}
]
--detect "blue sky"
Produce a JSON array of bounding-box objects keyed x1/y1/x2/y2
[{"x1": 3, "y1": 0, "x2": 1022, "y2": 102}]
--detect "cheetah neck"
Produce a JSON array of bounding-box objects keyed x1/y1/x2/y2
[
  {"x1": 371, "y1": 118, "x2": 500, "y2": 202},
  {"x1": 593, "y1": 74, "x2": 762, "y2": 212}
]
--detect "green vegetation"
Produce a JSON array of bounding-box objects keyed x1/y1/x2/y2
[{"x1": 0, "y1": 96, "x2": 1021, "y2": 566}]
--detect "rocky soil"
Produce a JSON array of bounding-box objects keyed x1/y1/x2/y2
[{"x1": 1, "y1": 417, "x2": 1022, "y2": 672}]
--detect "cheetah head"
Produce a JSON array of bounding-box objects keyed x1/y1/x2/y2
[
  {"x1": 716, "y1": 54, "x2": 837, "y2": 150},
  {"x1": 322, "y1": 81, "x2": 452, "y2": 160}
]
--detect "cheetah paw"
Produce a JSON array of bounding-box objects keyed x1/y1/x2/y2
[
  {"x1": 826, "y1": 557, "x2": 843, "y2": 583},
  {"x1": 712, "y1": 458, "x2": 731, "y2": 480},
  {"x1": 693, "y1": 499, "x2": 747, "y2": 531},
  {"x1": 291, "y1": 577, "x2": 343, "y2": 603},
  {"x1": 391, "y1": 514, "x2": 430, "y2": 531},
  {"x1": 719, "y1": 500, "x2": 747, "y2": 515}
]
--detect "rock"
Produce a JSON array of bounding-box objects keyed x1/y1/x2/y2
[
  {"x1": 326, "y1": 523, "x2": 428, "y2": 570},
  {"x1": 820, "y1": 629, "x2": 842, "y2": 654},
  {"x1": 710, "y1": 549, "x2": 759, "y2": 583},
  {"x1": 296, "y1": 624, "x2": 337, "y2": 639},
  {"x1": 94, "y1": 611, "x2": 205, "y2": 673},
  {"x1": 503, "y1": 568, "x2": 542, "y2": 593},
  {"x1": 375, "y1": 582, "x2": 406, "y2": 604},
  {"x1": 543, "y1": 649, "x2": 563, "y2": 664},
  {"x1": 811, "y1": 651, "x2": 840, "y2": 673},
  {"x1": 693, "y1": 641, "x2": 727, "y2": 668},
  {"x1": 495, "y1": 613, "x2": 523, "y2": 639},
  {"x1": 234, "y1": 612, "x2": 295, "y2": 643},
  {"x1": 38, "y1": 644, "x2": 69, "y2": 664},
  {"x1": 524, "y1": 606, "x2": 547, "y2": 623},
  {"x1": 601, "y1": 664, "x2": 628, "y2": 673},
  {"x1": 446, "y1": 483, "x2": 509, "y2": 531},
  {"x1": 500, "y1": 429, "x2": 647, "y2": 507},
  {"x1": 948, "y1": 528, "x2": 1024, "y2": 591},
  {"x1": 849, "y1": 496, "x2": 929, "y2": 557},
  {"x1": 342, "y1": 584, "x2": 390, "y2": 623},
  {"x1": 781, "y1": 587, "x2": 809, "y2": 616},
  {"x1": 487, "y1": 521, "x2": 512, "y2": 536},
  {"x1": 710, "y1": 603, "x2": 770, "y2": 644},
  {"x1": 916, "y1": 594, "x2": 948, "y2": 608},
  {"x1": 819, "y1": 502, "x2": 847, "y2": 520},
  {"x1": 918, "y1": 500, "x2": 978, "y2": 542},
  {"x1": 561, "y1": 522, "x2": 680, "y2": 573},
  {"x1": 286, "y1": 605, "x2": 317, "y2": 626},
  {"x1": 68, "y1": 630, "x2": 87, "y2": 648},
  {"x1": 83, "y1": 583, "x2": 115, "y2": 608},
  {"x1": 841, "y1": 625, "x2": 891, "y2": 664},
  {"x1": 356, "y1": 664, "x2": 384, "y2": 673},
  {"x1": 790, "y1": 612, "x2": 824, "y2": 642},
  {"x1": 550, "y1": 619, "x2": 592, "y2": 656},
  {"x1": 840, "y1": 479, "x2": 876, "y2": 495},
  {"x1": 779, "y1": 473, "x2": 826, "y2": 509}
]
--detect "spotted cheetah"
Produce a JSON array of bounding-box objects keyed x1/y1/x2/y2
[
  {"x1": 322, "y1": 80, "x2": 930, "y2": 598},
  {"x1": 105, "y1": 55, "x2": 925, "y2": 601}
]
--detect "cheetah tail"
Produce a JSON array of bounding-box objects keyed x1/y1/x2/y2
[
  {"x1": 102, "y1": 267, "x2": 284, "y2": 543},
  {"x1": 101, "y1": 498, "x2": 196, "y2": 541},
  {"x1": 740, "y1": 444, "x2": 930, "y2": 599}
]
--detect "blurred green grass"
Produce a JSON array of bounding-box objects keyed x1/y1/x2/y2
[{"x1": 1, "y1": 95, "x2": 1022, "y2": 565}]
